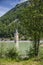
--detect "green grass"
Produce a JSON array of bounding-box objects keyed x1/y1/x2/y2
[{"x1": 0, "y1": 58, "x2": 43, "y2": 65}]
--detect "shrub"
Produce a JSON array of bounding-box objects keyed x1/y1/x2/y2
[
  {"x1": 0, "y1": 52, "x2": 2, "y2": 58},
  {"x1": 26, "y1": 47, "x2": 34, "y2": 58},
  {"x1": 5, "y1": 48, "x2": 18, "y2": 59}
]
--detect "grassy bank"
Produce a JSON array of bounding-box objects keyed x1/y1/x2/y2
[
  {"x1": 0, "y1": 58, "x2": 43, "y2": 65},
  {"x1": 0, "y1": 42, "x2": 43, "y2": 65},
  {"x1": 0, "y1": 46, "x2": 43, "y2": 65}
]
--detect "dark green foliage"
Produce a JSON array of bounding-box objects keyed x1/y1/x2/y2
[
  {"x1": 5, "y1": 48, "x2": 18, "y2": 59},
  {"x1": 18, "y1": 0, "x2": 43, "y2": 56}
]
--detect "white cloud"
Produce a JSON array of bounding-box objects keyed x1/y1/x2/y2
[
  {"x1": 10, "y1": 2, "x2": 17, "y2": 7},
  {"x1": 19, "y1": 0, "x2": 27, "y2": 3},
  {"x1": 0, "y1": 0, "x2": 28, "y2": 17},
  {"x1": 0, "y1": 6, "x2": 10, "y2": 17},
  {"x1": 10, "y1": 0, "x2": 27, "y2": 7}
]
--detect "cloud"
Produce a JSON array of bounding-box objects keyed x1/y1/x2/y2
[
  {"x1": 10, "y1": 0, "x2": 27, "y2": 7},
  {"x1": 10, "y1": 2, "x2": 17, "y2": 7},
  {"x1": 0, "y1": 0, "x2": 27, "y2": 17},
  {"x1": 19, "y1": 0, "x2": 27, "y2": 2},
  {"x1": 0, "y1": 6, "x2": 10, "y2": 17}
]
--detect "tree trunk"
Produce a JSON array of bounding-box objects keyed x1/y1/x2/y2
[
  {"x1": 36, "y1": 33, "x2": 40, "y2": 56},
  {"x1": 33, "y1": 32, "x2": 40, "y2": 56},
  {"x1": 33, "y1": 33, "x2": 37, "y2": 56}
]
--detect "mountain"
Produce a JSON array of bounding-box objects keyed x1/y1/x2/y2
[
  {"x1": 0, "y1": 0, "x2": 43, "y2": 39},
  {"x1": 0, "y1": 1, "x2": 29, "y2": 39},
  {"x1": 0, "y1": 1, "x2": 29, "y2": 25}
]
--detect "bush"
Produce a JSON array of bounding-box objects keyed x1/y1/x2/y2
[
  {"x1": 26, "y1": 47, "x2": 34, "y2": 58},
  {"x1": 0, "y1": 52, "x2": 2, "y2": 58},
  {"x1": 10, "y1": 37, "x2": 14, "y2": 40},
  {"x1": 5, "y1": 48, "x2": 18, "y2": 59}
]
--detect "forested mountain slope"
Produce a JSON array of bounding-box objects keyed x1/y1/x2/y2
[
  {"x1": 0, "y1": 1, "x2": 29, "y2": 25},
  {"x1": 0, "y1": 1, "x2": 29, "y2": 39}
]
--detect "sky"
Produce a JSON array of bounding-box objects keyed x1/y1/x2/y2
[{"x1": 0, "y1": 0, "x2": 27, "y2": 17}]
